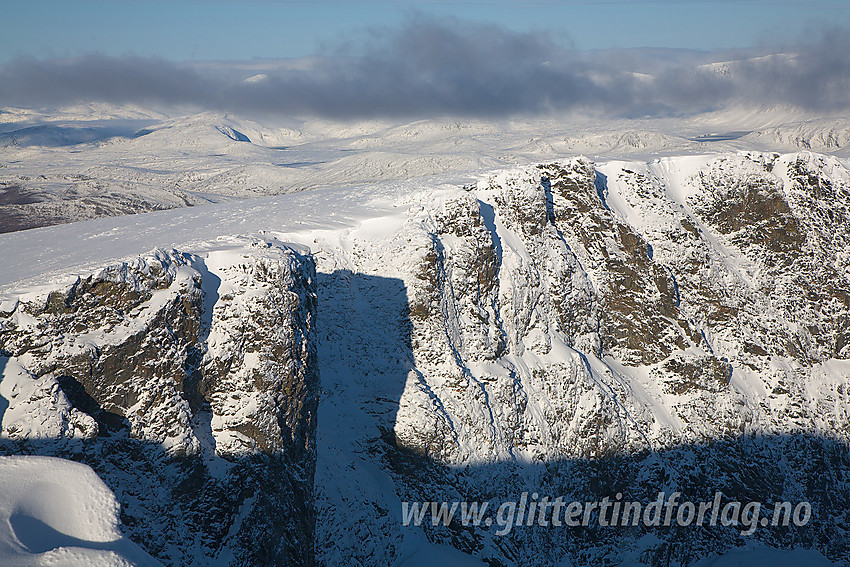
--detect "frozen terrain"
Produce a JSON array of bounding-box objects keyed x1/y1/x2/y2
[
  {"x1": 0, "y1": 455, "x2": 161, "y2": 566},
  {"x1": 1, "y1": 129, "x2": 849, "y2": 565},
  {"x1": 3, "y1": 101, "x2": 850, "y2": 232}
]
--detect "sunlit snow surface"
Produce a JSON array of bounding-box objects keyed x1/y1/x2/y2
[
  {"x1": 2, "y1": 102, "x2": 849, "y2": 232},
  {"x1": 2, "y1": 154, "x2": 845, "y2": 565},
  {"x1": 2, "y1": 103, "x2": 850, "y2": 566}
]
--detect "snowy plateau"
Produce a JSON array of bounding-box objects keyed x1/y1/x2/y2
[{"x1": 0, "y1": 103, "x2": 850, "y2": 566}]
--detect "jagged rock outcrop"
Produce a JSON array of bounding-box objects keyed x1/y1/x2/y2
[
  {"x1": 306, "y1": 152, "x2": 850, "y2": 566},
  {"x1": 2, "y1": 150, "x2": 849, "y2": 567},
  {"x1": 0, "y1": 239, "x2": 318, "y2": 566}
]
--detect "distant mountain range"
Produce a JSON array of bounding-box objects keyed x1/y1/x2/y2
[{"x1": 2, "y1": 102, "x2": 849, "y2": 234}]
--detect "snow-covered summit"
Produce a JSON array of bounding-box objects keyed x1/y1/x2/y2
[
  {"x1": 3, "y1": 102, "x2": 850, "y2": 233},
  {"x1": 1, "y1": 150, "x2": 849, "y2": 566}
]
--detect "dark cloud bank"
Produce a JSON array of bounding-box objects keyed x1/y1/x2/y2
[{"x1": 2, "y1": 17, "x2": 849, "y2": 119}]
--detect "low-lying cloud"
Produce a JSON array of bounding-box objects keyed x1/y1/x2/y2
[{"x1": 1, "y1": 17, "x2": 849, "y2": 118}]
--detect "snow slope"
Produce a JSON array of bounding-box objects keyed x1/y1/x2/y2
[
  {"x1": 3, "y1": 102, "x2": 849, "y2": 232},
  {"x1": 0, "y1": 455, "x2": 161, "y2": 566},
  {"x1": 1, "y1": 149, "x2": 849, "y2": 566}
]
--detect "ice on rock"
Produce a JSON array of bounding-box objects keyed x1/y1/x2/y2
[{"x1": 1, "y1": 150, "x2": 849, "y2": 566}]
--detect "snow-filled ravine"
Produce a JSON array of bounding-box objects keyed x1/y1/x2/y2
[{"x1": 1, "y1": 150, "x2": 849, "y2": 566}]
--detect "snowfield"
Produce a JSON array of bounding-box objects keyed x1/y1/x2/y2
[
  {"x1": 0, "y1": 455, "x2": 161, "y2": 566},
  {"x1": 2, "y1": 103, "x2": 849, "y2": 232},
  {"x1": 1, "y1": 104, "x2": 850, "y2": 566}
]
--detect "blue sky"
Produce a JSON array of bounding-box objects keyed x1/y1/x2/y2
[
  {"x1": 3, "y1": 1, "x2": 850, "y2": 118},
  {"x1": 2, "y1": 0, "x2": 850, "y2": 62}
]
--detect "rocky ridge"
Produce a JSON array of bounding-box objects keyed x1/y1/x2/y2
[
  {"x1": 0, "y1": 239, "x2": 318, "y2": 566},
  {"x1": 303, "y1": 151, "x2": 850, "y2": 565},
  {"x1": 1, "y1": 150, "x2": 849, "y2": 566}
]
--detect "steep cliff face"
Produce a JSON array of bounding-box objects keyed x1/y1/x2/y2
[
  {"x1": 0, "y1": 239, "x2": 318, "y2": 566},
  {"x1": 390, "y1": 158, "x2": 710, "y2": 468},
  {"x1": 294, "y1": 152, "x2": 850, "y2": 566},
  {"x1": 1, "y1": 150, "x2": 849, "y2": 566}
]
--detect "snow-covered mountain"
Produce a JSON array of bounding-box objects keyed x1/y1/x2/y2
[
  {"x1": 1, "y1": 145, "x2": 848, "y2": 565},
  {"x1": 3, "y1": 103, "x2": 850, "y2": 233},
  {"x1": 1, "y1": 241, "x2": 319, "y2": 565}
]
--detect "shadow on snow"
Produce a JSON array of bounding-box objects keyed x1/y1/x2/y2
[{"x1": 1, "y1": 271, "x2": 848, "y2": 566}]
